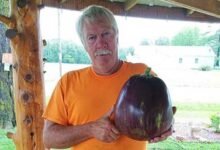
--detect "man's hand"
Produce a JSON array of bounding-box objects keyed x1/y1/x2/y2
[
  {"x1": 89, "y1": 107, "x2": 120, "y2": 143},
  {"x1": 149, "y1": 125, "x2": 173, "y2": 143},
  {"x1": 149, "y1": 106, "x2": 177, "y2": 143},
  {"x1": 43, "y1": 107, "x2": 120, "y2": 148}
]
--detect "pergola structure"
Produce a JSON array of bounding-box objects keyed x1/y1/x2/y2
[
  {"x1": 44, "y1": 0, "x2": 220, "y2": 22},
  {"x1": 0, "y1": 0, "x2": 219, "y2": 149}
]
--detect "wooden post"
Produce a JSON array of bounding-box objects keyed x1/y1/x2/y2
[{"x1": 0, "y1": 0, "x2": 45, "y2": 149}]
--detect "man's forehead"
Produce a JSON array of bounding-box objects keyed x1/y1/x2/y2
[
  {"x1": 83, "y1": 19, "x2": 112, "y2": 31},
  {"x1": 84, "y1": 16, "x2": 111, "y2": 25}
]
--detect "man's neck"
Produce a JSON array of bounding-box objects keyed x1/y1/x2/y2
[{"x1": 93, "y1": 60, "x2": 123, "y2": 76}]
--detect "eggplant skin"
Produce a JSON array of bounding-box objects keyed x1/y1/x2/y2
[{"x1": 114, "y1": 74, "x2": 174, "y2": 141}]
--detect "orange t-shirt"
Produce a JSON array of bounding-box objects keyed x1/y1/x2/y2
[{"x1": 43, "y1": 61, "x2": 149, "y2": 150}]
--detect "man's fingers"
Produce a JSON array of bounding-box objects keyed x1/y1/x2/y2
[
  {"x1": 161, "y1": 131, "x2": 172, "y2": 138},
  {"x1": 149, "y1": 126, "x2": 173, "y2": 143},
  {"x1": 109, "y1": 130, "x2": 119, "y2": 140},
  {"x1": 111, "y1": 126, "x2": 119, "y2": 134},
  {"x1": 150, "y1": 136, "x2": 167, "y2": 143}
]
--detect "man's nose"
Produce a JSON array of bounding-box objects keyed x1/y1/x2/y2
[{"x1": 96, "y1": 35, "x2": 107, "y2": 48}]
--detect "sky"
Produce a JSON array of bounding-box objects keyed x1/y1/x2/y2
[{"x1": 40, "y1": 7, "x2": 220, "y2": 47}]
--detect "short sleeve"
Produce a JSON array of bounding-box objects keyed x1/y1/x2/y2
[{"x1": 42, "y1": 75, "x2": 68, "y2": 125}]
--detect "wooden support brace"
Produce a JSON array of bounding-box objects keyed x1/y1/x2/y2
[
  {"x1": 59, "y1": 0, "x2": 68, "y2": 3},
  {"x1": 161, "y1": 0, "x2": 220, "y2": 18},
  {"x1": 0, "y1": 15, "x2": 14, "y2": 28},
  {"x1": 125, "y1": 0, "x2": 139, "y2": 11}
]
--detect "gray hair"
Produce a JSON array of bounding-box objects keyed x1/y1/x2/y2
[{"x1": 76, "y1": 5, "x2": 118, "y2": 43}]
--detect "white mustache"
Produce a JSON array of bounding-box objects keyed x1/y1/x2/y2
[{"x1": 94, "y1": 50, "x2": 112, "y2": 56}]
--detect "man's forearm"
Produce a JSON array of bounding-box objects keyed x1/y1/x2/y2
[{"x1": 43, "y1": 121, "x2": 93, "y2": 149}]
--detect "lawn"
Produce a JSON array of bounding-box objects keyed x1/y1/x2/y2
[
  {"x1": 173, "y1": 102, "x2": 220, "y2": 122},
  {"x1": 148, "y1": 137, "x2": 220, "y2": 150},
  {"x1": 0, "y1": 128, "x2": 15, "y2": 150}
]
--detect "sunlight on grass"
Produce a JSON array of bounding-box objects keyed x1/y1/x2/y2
[
  {"x1": 148, "y1": 137, "x2": 220, "y2": 150},
  {"x1": 0, "y1": 129, "x2": 15, "y2": 150},
  {"x1": 173, "y1": 102, "x2": 220, "y2": 123}
]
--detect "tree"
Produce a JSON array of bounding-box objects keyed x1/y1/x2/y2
[
  {"x1": 171, "y1": 27, "x2": 204, "y2": 46},
  {"x1": 205, "y1": 29, "x2": 220, "y2": 66},
  {"x1": 0, "y1": 0, "x2": 15, "y2": 129},
  {"x1": 43, "y1": 39, "x2": 91, "y2": 64},
  {"x1": 61, "y1": 41, "x2": 90, "y2": 64},
  {"x1": 119, "y1": 47, "x2": 134, "y2": 60},
  {"x1": 155, "y1": 37, "x2": 170, "y2": 45},
  {"x1": 140, "y1": 38, "x2": 150, "y2": 45},
  {"x1": 0, "y1": 0, "x2": 9, "y2": 16},
  {"x1": 43, "y1": 39, "x2": 59, "y2": 62}
]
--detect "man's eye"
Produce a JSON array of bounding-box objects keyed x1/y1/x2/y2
[
  {"x1": 102, "y1": 32, "x2": 110, "y2": 37},
  {"x1": 88, "y1": 36, "x2": 96, "y2": 41}
]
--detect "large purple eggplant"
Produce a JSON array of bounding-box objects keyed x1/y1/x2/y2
[{"x1": 114, "y1": 68, "x2": 174, "y2": 141}]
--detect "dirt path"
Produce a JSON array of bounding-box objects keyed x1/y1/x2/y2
[{"x1": 173, "y1": 122, "x2": 220, "y2": 142}]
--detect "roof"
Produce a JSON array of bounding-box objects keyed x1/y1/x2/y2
[{"x1": 42, "y1": 0, "x2": 220, "y2": 22}]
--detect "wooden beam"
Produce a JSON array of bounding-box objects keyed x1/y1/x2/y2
[
  {"x1": 59, "y1": 0, "x2": 68, "y2": 3},
  {"x1": 187, "y1": 9, "x2": 194, "y2": 16},
  {"x1": 161, "y1": 0, "x2": 220, "y2": 18},
  {"x1": 0, "y1": 15, "x2": 14, "y2": 28},
  {"x1": 42, "y1": 0, "x2": 220, "y2": 23},
  {"x1": 4, "y1": 0, "x2": 45, "y2": 149},
  {"x1": 125, "y1": 0, "x2": 139, "y2": 11}
]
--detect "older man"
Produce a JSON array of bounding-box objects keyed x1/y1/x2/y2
[{"x1": 43, "y1": 5, "x2": 175, "y2": 150}]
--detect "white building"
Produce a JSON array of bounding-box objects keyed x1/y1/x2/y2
[{"x1": 127, "y1": 46, "x2": 216, "y2": 69}]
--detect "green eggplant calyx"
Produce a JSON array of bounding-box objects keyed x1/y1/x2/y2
[{"x1": 145, "y1": 67, "x2": 152, "y2": 78}]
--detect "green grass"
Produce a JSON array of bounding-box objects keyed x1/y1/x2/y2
[
  {"x1": 0, "y1": 128, "x2": 15, "y2": 150},
  {"x1": 148, "y1": 137, "x2": 220, "y2": 150},
  {"x1": 174, "y1": 102, "x2": 220, "y2": 112},
  {"x1": 173, "y1": 102, "x2": 220, "y2": 120}
]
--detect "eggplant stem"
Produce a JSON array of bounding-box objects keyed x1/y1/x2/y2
[{"x1": 145, "y1": 67, "x2": 152, "y2": 77}]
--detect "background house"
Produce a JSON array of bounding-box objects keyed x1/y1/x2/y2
[{"x1": 127, "y1": 46, "x2": 216, "y2": 70}]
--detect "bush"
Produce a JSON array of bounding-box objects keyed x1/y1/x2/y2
[
  {"x1": 210, "y1": 113, "x2": 220, "y2": 132},
  {"x1": 0, "y1": 71, "x2": 15, "y2": 128},
  {"x1": 199, "y1": 66, "x2": 212, "y2": 71}
]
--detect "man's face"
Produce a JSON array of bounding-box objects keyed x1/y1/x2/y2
[{"x1": 82, "y1": 17, "x2": 119, "y2": 73}]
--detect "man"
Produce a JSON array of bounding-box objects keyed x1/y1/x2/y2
[{"x1": 43, "y1": 5, "x2": 176, "y2": 150}]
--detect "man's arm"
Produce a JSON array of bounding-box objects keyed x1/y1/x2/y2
[
  {"x1": 43, "y1": 120, "x2": 92, "y2": 149},
  {"x1": 43, "y1": 111, "x2": 120, "y2": 149}
]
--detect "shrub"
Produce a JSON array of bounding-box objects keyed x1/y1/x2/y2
[
  {"x1": 210, "y1": 113, "x2": 220, "y2": 132},
  {"x1": 199, "y1": 66, "x2": 212, "y2": 71}
]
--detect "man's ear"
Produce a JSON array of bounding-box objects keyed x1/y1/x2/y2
[{"x1": 172, "y1": 106, "x2": 177, "y2": 115}]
